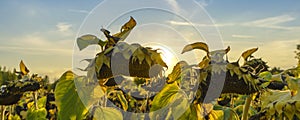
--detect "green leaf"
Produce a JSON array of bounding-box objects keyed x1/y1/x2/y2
[
  {"x1": 284, "y1": 103, "x2": 295, "y2": 120},
  {"x1": 93, "y1": 107, "x2": 123, "y2": 120},
  {"x1": 95, "y1": 53, "x2": 105, "y2": 71},
  {"x1": 241, "y1": 48, "x2": 258, "y2": 61},
  {"x1": 223, "y1": 108, "x2": 239, "y2": 120},
  {"x1": 150, "y1": 82, "x2": 189, "y2": 119},
  {"x1": 77, "y1": 34, "x2": 101, "y2": 50},
  {"x1": 260, "y1": 82, "x2": 271, "y2": 88},
  {"x1": 167, "y1": 61, "x2": 188, "y2": 84},
  {"x1": 151, "y1": 83, "x2": 180, "y2": 111},
  {"x1": 259, "y1": 71, "x2": 272, "y2": 81},
  {"x1": 26, "y1": 108, "x2": 47, "y2": 120},
  {"x1": 286, "y1": 76, "x2": 299, "y2": 96},
  {"x1": 178, "y1": 105, "x2": 198, "y2": 120},
  {"x1": 26, "y1": 97, "x2": 47, "y2": 120},
  {"x1": 54, "y1": 71, "x2": 87, "y2": 120},
  {"x1": 181, "y1": 42, "x2": 209, "y2": 54}
]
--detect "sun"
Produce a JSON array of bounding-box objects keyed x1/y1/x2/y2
[{"x1": 143, "y1": 43, "x2": 179, "y2": 75}]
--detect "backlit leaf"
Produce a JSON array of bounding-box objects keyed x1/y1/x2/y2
[
  {"x1": 20, "y1": 60, "x2": 30, "y2": 75},
  {"x1": 150, "y1": 82, "x2": 189, "y2": 119},
  {"x1": 259, "y1": 71, "x2": 272, "y2": 81},
  {"x1": 77, "y1": 34, "x2": 101, "y2": 50},
  {"x1": 55, "y1": 71, "x2": 87, "y2": 120},
  {"x1": 101, "y1": 17, "x2": 137, "y2": 48},
  {"x1": 181, "y1": 42, "x2": 209, "y2": 54},
  {"x1": 150, "y1": 51, "x2": 168, "y2": 68},
  {"x1": 241, "y1": 48, "x2": 258, "y2": 61},
  {"x1": 167, "y1": 61, "x2": 189, "y2": 83},
  {"x1": 198, "y1": 56, "x2": 210, "y2": 69}
]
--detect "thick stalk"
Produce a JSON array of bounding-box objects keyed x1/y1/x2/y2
[
  {"x1": 1, "y1": 105, "x2": 6, "y2": 120},
  {"x1": 229, "y1": 94, "x2": 234, "y2": 119},
  {"x1": 242, "y1": 94, "x2": 253, "y2": 120},
  {"x1": 33, "y1": 91, "x2": 38, "y2": 110}
]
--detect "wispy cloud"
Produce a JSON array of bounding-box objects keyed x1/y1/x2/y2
[
  {"x1": 68, "y1": 9, "x2": 90, "y2": 14},
  {"x1": 196, "y1": 0, "x2": 213, "y2": 7},
  {"x1": 242, "y1": 15, "x2": 299, "y2": 30},
  {"x1": 56, "y1": 22, "x2": 72, "y2": 32},
  {"x1": 168, "y1": 20, "x2": 235, "y2": 27},
  {"x1": 232, "y1": 34, "x2": 255, "y2": 39},
  {"x1": 0, "y1": 46, "x2": 72, "y2": 56},
  {"x1": 1, "y1": 33, "x2": 74, "y2": 56},
  {"x1": 55, "y1": 22, "x2": 74, "y2": 36},
  {"x1": 165, "y1": 0, "x2": 180, "y2": 12},
  {"x1": 168, "y1": 15, "x2": 300, "y2": 30}
]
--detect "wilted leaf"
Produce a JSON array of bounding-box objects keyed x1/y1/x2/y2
[
  {"x1": 77, "y1": 34, "x2": 101, "y2": 50},
  {"x1": 113, "y1": 16, "x2": 137, "y2": 41},
  {"x1": 181, "y1": 42, "x2": 209, "y2": 54},
  {"x1": 241, "y1": 48, "x2": 258, "y2": 61},
  {"x1": 132, "y1": 47, "x2": 145, "y2": 64},
  {"x1": 198, "y1": 56, "x2": 210, "y2": 69},
  {"x1": 20, "y1": 60, "x2": 30, "y2": 75},
  {"x1": 150, "y1": 51, "x2": 168, "y2": 68},
  {"x1": 54, "y1": 71, "x2": 87, "y2": 120},
  {"x1": 225, "y1": 46, "x2": 231, "y2": 54},
  {"x1": 102, "y1": 17, "x2": 137, "y2": 48}
]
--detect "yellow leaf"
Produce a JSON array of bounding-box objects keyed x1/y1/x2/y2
[
  {"x1": 113, "y1": 16, "x2": 137, "y2": 41},
  {"x1": 20, "y1": 60, "x2": 30, "y2": 75},
  {"x1": 241, "y1": 48, "x2": 258, "y2": 61},
  {"x1": 198, "y1": 56, "x2": 210, "y2": 69},
  {"x1": 167, "y1": 61, "x2": 188, "y2": 83},
  {"x1": 101, "y1": 17, "x2": 137, "y2": 48},
  {"x1": 181, "y1": 42, "x2": 209, "y2": 54},
  {"x1": 120, "y1": 16, "x2": 137, "y2": 32}
]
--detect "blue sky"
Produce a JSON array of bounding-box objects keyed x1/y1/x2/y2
[{"x1": 0, "y1": 0, "x2": 299, "y2": 80}]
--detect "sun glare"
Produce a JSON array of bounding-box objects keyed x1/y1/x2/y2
[{"x1": 143, "y1": 43, "x2": 179, "y2": 75}]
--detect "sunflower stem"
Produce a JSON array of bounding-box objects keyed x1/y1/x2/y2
[
  {"x1": 1, "y1": 105, "x2": 6, "y2": 120},
  {"x1": 33, "y1": 91, "x2": 39, "y2": 110},
  {"x1": 242, "y1": 94, "x2": 253, "y2": 120}
]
